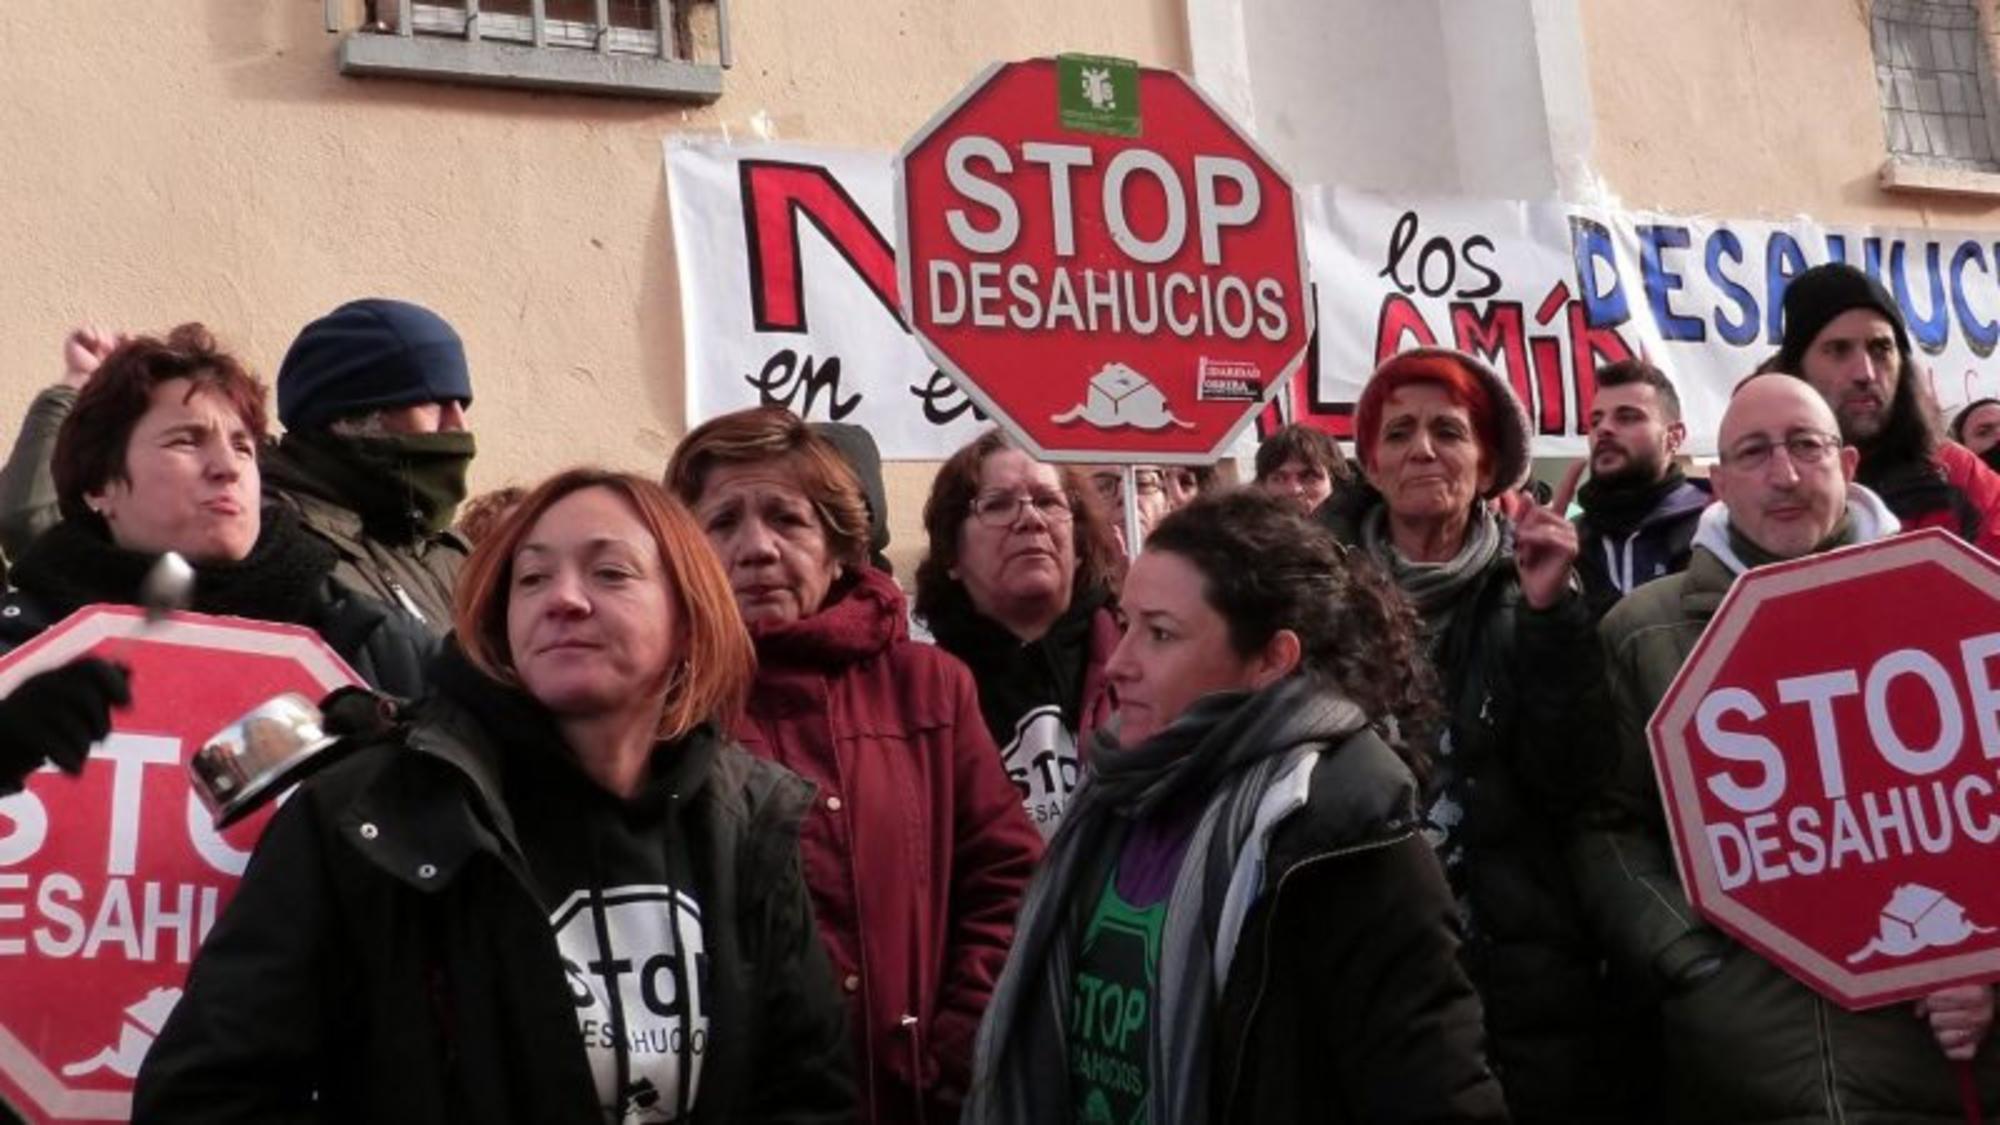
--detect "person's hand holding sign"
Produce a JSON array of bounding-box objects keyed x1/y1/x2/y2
[
  {"x1": 0, "y1": 657, "x2": 132, "y2": 794},
  {"x1": 1917, "y1": 983, "x2": 1995, "y2": 1061},
  {"x1": 1513, "y1": 459, "x2": 1585, "y2": 610}
]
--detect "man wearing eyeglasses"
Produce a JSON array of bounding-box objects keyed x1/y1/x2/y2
[
  {"x1": 1779, "y1": 261, "x2": 2000, "y2": 557},
  {"x1": 1081, "y1": 464, "x2": 1167, "y2": 556},
  {"x1": 1576, "y1": 373, "x2": 1996, "y2": 1123}
]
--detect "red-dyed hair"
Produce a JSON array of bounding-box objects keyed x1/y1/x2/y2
[
  {"x1": 1353, "y1": 352, "x2": 1499, "y2": 475},
  {"x1": 53, "y1": 324, "x2": 269, "y2": 523},
  {"x1": 453, "y1": 468, "x2": 754, "y2": 740}
]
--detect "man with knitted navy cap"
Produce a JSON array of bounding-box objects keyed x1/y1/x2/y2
[
  {"x1": 1779, "y1": 261, "x2": 2000, "y2": 555},
  {"x1": 260, "y1": 298, "x2": 475, "y2": 631}
]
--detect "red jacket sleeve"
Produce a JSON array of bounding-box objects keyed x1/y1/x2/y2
[
  {"x1": 1939, "y1": 442, "x2": 2000, "y2": 558},
  {"x1": 925, "y1": 656, "x2": 1044, "y2": 1114}
]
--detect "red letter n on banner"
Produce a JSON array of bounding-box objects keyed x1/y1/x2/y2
[{"x1": 739, "y1": 160, "x2": 904, "y2": 333}]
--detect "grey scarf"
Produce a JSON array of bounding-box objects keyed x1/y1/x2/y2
[
  {"x1": 962, "y1": 676, "x2": 1370, "y2": 1125},
  {"x1": 1359, "y1": 501, "x2": 1506, "y2": 644}
]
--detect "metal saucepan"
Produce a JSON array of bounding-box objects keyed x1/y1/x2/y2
[{"x1": 190, "y1": 693, "x2": 345, "y2": 829}]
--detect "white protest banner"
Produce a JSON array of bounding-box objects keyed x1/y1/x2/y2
[
  {"x1": 667, "y1": 137, "x2": 2000, "y2": 458},
  {"x1": 666, "y1": 138, "x2": 991, "y2": 460},
  {"x1": 1303, "y1": 191, "x2": 2000, "y2": 454}
]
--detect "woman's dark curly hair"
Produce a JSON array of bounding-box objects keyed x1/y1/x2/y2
[
  {"x1": 913, "y1": 428, "x2": 1124, "y2": 627},
  {"x1": 1144, "y1": 488, "x2": 1438, "y2": 782}
]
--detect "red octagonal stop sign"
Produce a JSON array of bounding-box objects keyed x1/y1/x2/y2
[
  {"x1": 1652, "y1": 529, "x2": 2000, "y2": 1008},
  {"x1": 0, "y1": 606, "x2": 363, "y2": 1123},
  {"x1": 896, "y1": 56, "x2": 1312, "y2": 462}
]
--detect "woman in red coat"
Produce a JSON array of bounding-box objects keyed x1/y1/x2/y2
[{"x1": 668, "y1": 408, "x2": 1043, "y2": 1125}]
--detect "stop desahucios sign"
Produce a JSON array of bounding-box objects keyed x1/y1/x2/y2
[
  {"x1": 896, "y1": 55, "x2": 1312, "y2": 462},
  {"x1": 1651, "y1": 529, "x2": 2000, "y2": 1008},
  {"x1": 0, "y1": 606, "x2": 363, "y2": 1123}
]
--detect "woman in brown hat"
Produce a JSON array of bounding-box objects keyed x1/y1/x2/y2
[{"x1": 1322, "y1": 346, "x2": 1630, "y2": 1123}]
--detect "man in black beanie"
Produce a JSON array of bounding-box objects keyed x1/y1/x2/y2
[
  {"x1": 1778, "y1": 261, "x2": 2000, "y2": 556},
  {"x1": 260, "y1": 298, "x2": 476, "y2": 631}
]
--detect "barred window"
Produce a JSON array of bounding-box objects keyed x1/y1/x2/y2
[
  {"x1": 1872, "y1": 0, "x2": 2000, "y2": 170},
  {"x1": 338, "y1": 0, "x2": 728, "y2": 102},
  {"x1": 409, "y1": 1, "x2": 668, "y2": 56}
]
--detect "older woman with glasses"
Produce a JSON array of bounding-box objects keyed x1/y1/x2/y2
[
  {"x1": 668, "y1": 408, "x2": 1041, "y2": 1125},
  {"x1": 916, "y1": 431, "x2": 1125, "y2": 839}
]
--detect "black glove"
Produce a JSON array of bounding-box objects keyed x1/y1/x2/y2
[
  {"x1": 317, "y1": 686, "x2": 400, "y2": 740},
  {"x1": 0, "y1": 658, "x2": 132, "y2": 792}
]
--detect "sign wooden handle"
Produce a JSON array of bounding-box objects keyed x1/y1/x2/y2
[{"x1": 1958, "y1": 1057, "x2": 1982, "y2": 1125}]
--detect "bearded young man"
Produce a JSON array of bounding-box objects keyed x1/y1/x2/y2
[
  {"x1": 1779, "y1": 262, "x2": 2000, "y2": 556},
  {"x1": 1572, "y1": 360, "x2": 1711, "y2": 618}
]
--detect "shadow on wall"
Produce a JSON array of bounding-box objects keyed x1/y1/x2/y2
[
  {"x1": 197, "y1": 0, "x2": 706, "y2": 477},
  {"x1": 637, "y1": 177, "x2": 686, "y2": 464}
]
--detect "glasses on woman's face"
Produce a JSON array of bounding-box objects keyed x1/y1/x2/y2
[
  {"x1": 969, "y1": 489, "x2": 1075, "y2": 528},
  {"x1": 1721, "y1": 430, "x2": 1841, "y2": 472},
  {"x1": 1088, "y1": 468, "x2": 1164, "y2": 504}
]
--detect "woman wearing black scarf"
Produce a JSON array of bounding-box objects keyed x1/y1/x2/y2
[
  {"x1": 916, "y1": 430, "x2": 1127, "y2": 840},
  {"x1": 1322, "y1": 346, "x2": 1630, "y2": 1123},
  {"x1": 0, "y1": 325, "x2": 430, "y2": 792},
  {"x1": 966, "y1": 489, "x2": 1504, "y2": 1125}
]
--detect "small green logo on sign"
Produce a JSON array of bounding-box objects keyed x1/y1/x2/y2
[{"x1": 1057, "y1": 53, "x2": 1140, "y2": 137}]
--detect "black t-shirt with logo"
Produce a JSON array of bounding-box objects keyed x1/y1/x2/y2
[
  {"x1": 927, "y1": 585, "x2": 1111, "y2": 839},
  {"x1": 508, "y1": 731, "x2": 717, "y2": 1124}
]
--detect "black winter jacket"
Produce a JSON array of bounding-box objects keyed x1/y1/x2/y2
[
  {"x1": 1213, "y1": 740, "x2": 1510, "y2": 1123},
  {"x1": 132, "y1": 679, "x2": 855, "y2": 1124},
  {"x1": 1428, "y1": 556, "x2": 1636, "y2": 1123},
  {"x1": 1573, "y1": 476, "x2": 1711, "y2": 620},
  {"x1": 1325, "y1": 496, "x2": 1634, "y2": 1124}
]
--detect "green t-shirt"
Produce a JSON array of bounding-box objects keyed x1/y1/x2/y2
[{"x1": 1068, "y1": 807, "x2": 1196, "y2": 1125}]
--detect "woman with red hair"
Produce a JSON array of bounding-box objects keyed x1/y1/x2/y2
[
  {"x1": 1322, "y1": 347, "x2": 1630, "y2": 1122},
  {"x1": 137, "y1": 469, "x2": 852, "y2": 1124}
]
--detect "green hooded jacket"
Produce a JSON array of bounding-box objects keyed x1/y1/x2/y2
[
  {"x1": 260, "y1": 437, "x2": 467, "y2": 634},
  {"x1": 1580, "y1": 539, "x2": 2000, "y2": 1124}
]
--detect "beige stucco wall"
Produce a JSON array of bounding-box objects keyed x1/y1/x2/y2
[
  {"x1": 1581, "y1": 0, "x2": 2000, "y2": 226},
  {"x1": 0, "y1": 1, "x2": 1188, "y2": 574}
]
